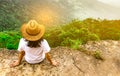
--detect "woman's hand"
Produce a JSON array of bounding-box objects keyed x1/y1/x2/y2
[
  {"x1": 9, "y1": 51, "x2": 25, "y2": 68},
  {"x1": 51, "y1": 60, "x2": 59, "y2": 66},
  {"x1": 45, "y1": 53, "x2": 59, "y2": 66},
  {"x1": 9, "y1": 60, "x2": 20, "y2": 68}
]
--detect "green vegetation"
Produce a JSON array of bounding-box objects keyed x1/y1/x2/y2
[
  {"x1": 0, "y1": 31, "x2": 21, "y2": 50},
  {"x1": 93, "y1": 50, "x2": 104, "y2": 60},
  {"x1": 0, "y1": 0, "x2": 119, "y2": 50},
  {"x1": 45, "y1": 18, "x2": 120, "y2": 49},
  {"x1": 0, "y1": 0, "x2": 28, "y2": 31},
  {"x1": 0, "y1": 18, "x2": 120, "y2": 50},
  {"x1": 78, "y1": 48, "x2": 104, "y2": 60},
  {"x1": 45, "y1": 19, "x2": 99, "y2": 49}
]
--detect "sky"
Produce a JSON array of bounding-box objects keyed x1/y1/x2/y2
[{"x1": 97, "y1": 0, "x2": 120, "y2": 7}]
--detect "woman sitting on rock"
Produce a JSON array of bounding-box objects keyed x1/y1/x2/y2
[{"x1": 10, "y1": 20, "x2": 58, "y2": 67}]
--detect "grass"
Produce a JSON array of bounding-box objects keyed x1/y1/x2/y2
[
  {"x1": 1, "y1": 18, "x2": 120, "y2": 50},
  {"x1": 78, "y1": 47, "x2": 104, "y2": 60}
]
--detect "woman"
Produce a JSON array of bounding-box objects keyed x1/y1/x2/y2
[{"x1": 10, "y1": 20, "x2": 58, "y2": 67}]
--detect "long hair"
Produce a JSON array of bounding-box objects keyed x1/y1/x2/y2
[{"x1": 25, "y1": 37, "x2": 43, "y2": 48}]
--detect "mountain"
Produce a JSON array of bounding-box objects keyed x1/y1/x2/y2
[
  {"x1": 72, "y1": 0, "x2": 120, "y2": 19},
  {"x1": 49, "y1": 0, "x2": 120, "y2": 20},
  {"x1": 19, "y1": 0, "x2": 120, "y2": 24},
  {"x1": 0, "y1": 0, "x2": 120, "y2": 26}
]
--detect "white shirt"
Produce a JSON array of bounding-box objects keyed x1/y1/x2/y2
[{"x1": 18, "y1": 38, "x2": 50, "y2": 64}]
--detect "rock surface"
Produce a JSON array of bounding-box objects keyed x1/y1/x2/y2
[{"x1": 0, "y1": 40, "x2": 120, "y2": 76}]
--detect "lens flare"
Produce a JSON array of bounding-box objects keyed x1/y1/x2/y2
[{"x1": 36, "y1": 7, "x2": 59, "y2": 25}]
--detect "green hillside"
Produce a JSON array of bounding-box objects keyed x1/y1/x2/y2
[
  {"x1": 1, "y1": 18, "x2": 120, "y2": 50},
  {"x1": 0, "y1": 0, "x2": 120, "y2": 50},
  {"x1": 0, "y1": 0, "x2": 29, "y2": 31}
]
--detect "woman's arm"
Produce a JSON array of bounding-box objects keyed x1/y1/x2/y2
[
  {"x1": 10, "y1": 51, "x2": 25, "y2": 67},
  {"x1": 45, "y1": 52, "x2": 58, "y2": 66},
  {"x1": 18, "y1": 51, "x2": 25, "y2": 63},
  {"x1": 45, "y1": 53, "x2": 52, "y2": 64}
]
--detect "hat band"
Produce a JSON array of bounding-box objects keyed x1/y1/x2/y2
[{"x1": 26, "y1": 30, "x2": 40, "y2": 36}]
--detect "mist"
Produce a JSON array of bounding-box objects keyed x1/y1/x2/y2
[{"x1": 2, "y1": 0, "x2": 119, "y2": 26}]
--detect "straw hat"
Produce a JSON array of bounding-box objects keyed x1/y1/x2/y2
[{"x1": 21, "y1": 20, "x2": 45, "y2": 41}]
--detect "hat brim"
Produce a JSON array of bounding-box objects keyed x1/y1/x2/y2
[{"x1": 21, "y1": 24, "x2": 45, "y2": 41}]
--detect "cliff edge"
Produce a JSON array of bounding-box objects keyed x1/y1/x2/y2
[{"x1": 0, "y1": 40, "x2": 120, "y2": 76}]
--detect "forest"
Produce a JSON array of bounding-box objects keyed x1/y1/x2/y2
[
  {"x1": 1, "y1": 18, "x2": 120, "y2": 50},
  {"x1": 0, "y1": 0, "x2": 120, "y2": 50}
]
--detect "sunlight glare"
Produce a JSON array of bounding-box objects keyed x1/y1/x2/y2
[{"x1": 36, "y1": 7, "x2": 59, "y2": 25}]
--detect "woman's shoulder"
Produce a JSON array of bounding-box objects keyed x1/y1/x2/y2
[
  {"x1": 43, "y1": 39, "x2": 47, "y2": 41},
  {"x1": 19, "y1": 38, "x2": 26, "y2": 43},
  {"x1": 20, "y1": 38, "x2": 24, "y2": 40},
  {"x1": 41, "y1": 39, "x2": 47, "y2": 43},
  {"x1": 41, "y1": 39, "x2": 49, "y2": 45},
  {"x1": 41, "y1": 39, "x2": 50, "y2": 49}
]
